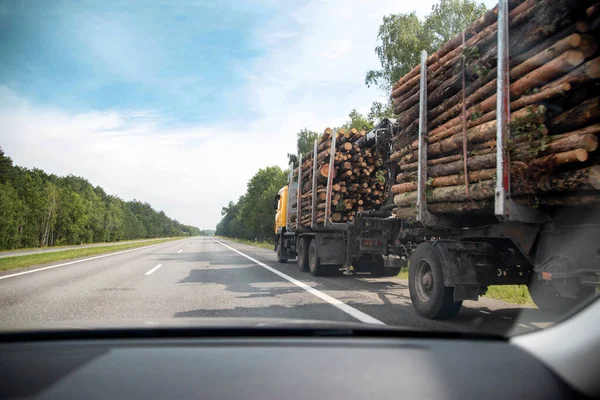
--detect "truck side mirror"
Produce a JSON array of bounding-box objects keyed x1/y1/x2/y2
[{"x1": 273, "y1": 195, "x2": 280, "y2": 211}]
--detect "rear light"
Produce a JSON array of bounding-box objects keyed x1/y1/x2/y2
[
  {"x1": 541, "y1": 271, "x2": 552, "y2": 280},
  {"x1": 360, "y1": 239, "x2": 383, "y2": 247}
]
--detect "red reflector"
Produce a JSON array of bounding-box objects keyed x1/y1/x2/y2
[{"x1": 541, "y1": 272, "x2": 552, "y2": 280}]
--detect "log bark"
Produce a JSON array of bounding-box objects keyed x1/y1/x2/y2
[
  {"x1": 427, "y1": 0, "x2": 536, "y2": 75},
  {"x1": 510, "y1": 50, "x2": 585, "y2": 97},
  {"x1": 428, "y1": 67, "x2": 497, "y2": 127},
  {"x1": 528, "y1": 148, "x2": 589, "y2": 166},
  {"x1": 394, "y1": 165, "x2": 600, "y2": 207},
  {"x1": 550, "y1": 96, "x2": 600, "y2": 132},
  {"x1": 392, "y1": 168, "x2": 496, "y2": 194},
  {"x1": 428, "y1": 153, "x2": 497, "y2": 177},
  {"x1": 426, "y1": 106, "x2": 545, "y2": 156},
  {"x1": 510, "y1": 34, "x2": 582, "y2": 79},
  {"x1": 429, "y1": 102, "x2": 543, "y2": 144},
  {"x1": 394, "y1": 180, "x2": 496, "y2": 206},
  {"x1": 393, "y1": 85, "x2": 420, "y2": 113},
  {"x1": 510, "y1": 83, "x2": 571, "y2": 110},
  {"x1": 544, "y1": 57, "x2": 600, "y2": 92},
  {"x1": 579, "y1": 34, "x2": 597, "y2": 57},
  {"x1": 513, "y1": 132, "x2": 598, "y2": 157}
]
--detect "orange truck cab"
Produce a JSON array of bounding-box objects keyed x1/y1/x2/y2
[
  {"x1": 274, "y1": 185, "x2": 288, "y2": 235},
  {"x1": 273, "y1": 183, "x2": 297, "y2": 263}
]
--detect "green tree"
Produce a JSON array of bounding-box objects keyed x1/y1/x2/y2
[
  {"x1": 365, "y1": 0, "x2": 487, "y2": 91},
  {"x1": 367, "y1": 101, "x2": 395, "y2": 125},
  {"x1": 0, "y1": 147, "x2": 201, "y2": 250},
  {"x1": 0, "y1": 182, "x2": 26, "y2": 249},
  {"x1": 343, "y1": 109, "x2": 374, "y2": 132},
  {"x1": 239, "y1": 166, "x2": 288, "y2": 241},
  {"x1": 216, "y1": 166, "x2": 288, "y2": 242},
  {"x1": 288, "y1": 128, "x2": 320, "y2": 167},
  {"x1": 0, "y1": 147, "x2": 16, "y2": 184}
]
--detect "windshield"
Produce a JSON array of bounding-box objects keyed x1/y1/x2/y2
[{"x1": 0, "y1": 0, "x2": 598, "y2": 338}]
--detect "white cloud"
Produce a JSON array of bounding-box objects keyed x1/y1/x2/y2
[{"x1": 0, "y1": 0, "x2": 498, "y2": 229}]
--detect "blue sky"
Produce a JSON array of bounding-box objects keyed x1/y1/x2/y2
[
  {"x1": 0, "y1": 0, "x2": 497, "y2": 229},
  {"x1": 0, "y1": 0, "x2": 281, "y2": 126}
]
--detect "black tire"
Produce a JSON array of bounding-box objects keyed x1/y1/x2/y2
[
  {"x1": 276, "y1": 236, "x2": 288, "y2": 263},
  {"x1": 528, "y1": 281, "x2": 595, "y2": 314},
  {"x1": 297, "y1": 237, "x2": 309, "y2": 272},
  {"x1": 409, "y1": 243, "x2": 462, "y2": 319},
  {"x1": 308, "y1": 238, "x2": 325, "y2": 277}
]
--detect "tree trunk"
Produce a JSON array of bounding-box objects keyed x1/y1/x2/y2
[
  {"x1": 543, "y1": 57, "x2": 600, "y2": 92},
  {"x1": 510, "y1": 83, "x2": 571, "y2": 110},
  {"x1": 511, "y1": 50, "x2": 584, "y2": 97},
  {"x1": 510, "y1": 34, "x2": 582, "y2": 79},
  {"x1": 550, "y1": 96, "x2": 600, "y2": 132},
  {"x1": 528, "y1": 148, "x2": 589, "y2": 166},
  {"x1": 428, "y1": 153, "x2": 497, "y2": 177},
  {"x1": 428, "y1": 67, "x2": 497, "y2": 127}
]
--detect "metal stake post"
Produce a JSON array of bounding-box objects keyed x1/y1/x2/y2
[{"x1": 311, "y1": 139, "x2": 318, "y2": 229}]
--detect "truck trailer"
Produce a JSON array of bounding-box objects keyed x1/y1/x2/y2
[{"x1": 274, "y1": 0, "x2": 600, "y2": 319}]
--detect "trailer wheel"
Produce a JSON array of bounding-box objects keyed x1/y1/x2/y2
[
  {"x1": 528, "y1": 281, "x2": 595, "y2": 314},
  {"x1": 308, "y1": 238, "x2": 326, "y2": 277},
  {"x1": 409, "y1": 243, "x2": 462, "y2": 319},
  {"x1": 276, "y1": 236, "x2": 288, "y2": 263},
  {"x1": 297, "y1": 237, "x2": 309, "y2": 272}
]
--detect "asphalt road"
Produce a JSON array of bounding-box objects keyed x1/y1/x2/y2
[{"x1": 0, "y1": 237, "x2": 557, "y2": 335}]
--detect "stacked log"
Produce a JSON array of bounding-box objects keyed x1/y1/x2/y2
[
  {"x1": 390, "y1": 0, "x2": 600, "y2": 219},
  {"x1": 290, "y1": 127, "x2": 387, "y2": 227}
]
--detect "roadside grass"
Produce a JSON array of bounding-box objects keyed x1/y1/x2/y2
[
  {"x1": 394, "y1": 267, "x2": 534, "y2": 306},
  {"x1": 485, "y1": 285, "x2": 534, "y2": 306},
  {"x1": 0, "y1": 237, "x2": 183, "y2": 272},
  {"x1": 0, "y1": 237, "x2": 162, "y2": 254},
  {"x1": 216, "y1": 236, "x2": 274, "y2": 250}
]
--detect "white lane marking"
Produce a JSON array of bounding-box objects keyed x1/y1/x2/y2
[
  {"x1": 479, "y1": 310, "x2": 491, "y2": 315},
  {"x1": 211, "y1": 238, "x2": 385, "y2": 325},
  {"x1": 145, "y1": 264, "x2": 163, "y2": 275},
  {"x1": 177, "y1": 250, "x2": 183, "y2": 253},
  {"x1": 0, "y1": 240, "x2": 184, "y2": 281}
]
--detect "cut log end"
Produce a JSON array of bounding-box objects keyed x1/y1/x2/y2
[{"x1": 590, "y1": 166, "x2": 600, "y2": 190}]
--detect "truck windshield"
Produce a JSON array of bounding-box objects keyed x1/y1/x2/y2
[{"x1": 0, "y1": 0, "x2": 598, "y2": 338}]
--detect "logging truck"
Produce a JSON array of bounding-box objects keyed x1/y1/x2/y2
[{"x1": 275, "y1": 0, "x2": 600, "y2": 319}]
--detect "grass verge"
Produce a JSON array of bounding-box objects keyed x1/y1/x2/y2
[
  {"x1": 0, "y1": 238, "x2": 157, "y2": 254},
  {"x1": 485, "y1": 285, "x2": 534, "y2": 306},
  {"x1": 0, "y1": 237, "x2": 182, "y2": 272},
  {"x1": 216, "y1": 236, "x2": 274, "y2": 250}
]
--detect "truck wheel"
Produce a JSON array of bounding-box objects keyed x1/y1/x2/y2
[
  {"x1": 409, "y1": 243, "x2": 462, "y2": 319},
  {"x1": 297, "y1": 237, "x2": 309, "y2": 272},
  {"x1": 276, "y1": 236, "x2": 288, "y2": 263},
  {"x1": 308, "y1": 238, "x2": 325, "y2": 277},
  {"x1": 528, "y1": 281, "x2": 595, "y2": 314}
]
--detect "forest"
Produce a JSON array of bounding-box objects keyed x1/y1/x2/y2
[{"x1": 0, "y1": 147, "x2": 201, "y2": 250}]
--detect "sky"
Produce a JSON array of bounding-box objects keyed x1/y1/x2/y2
[{"x1": 0, "y1": 0, "x2": 496, "y2": 230}]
